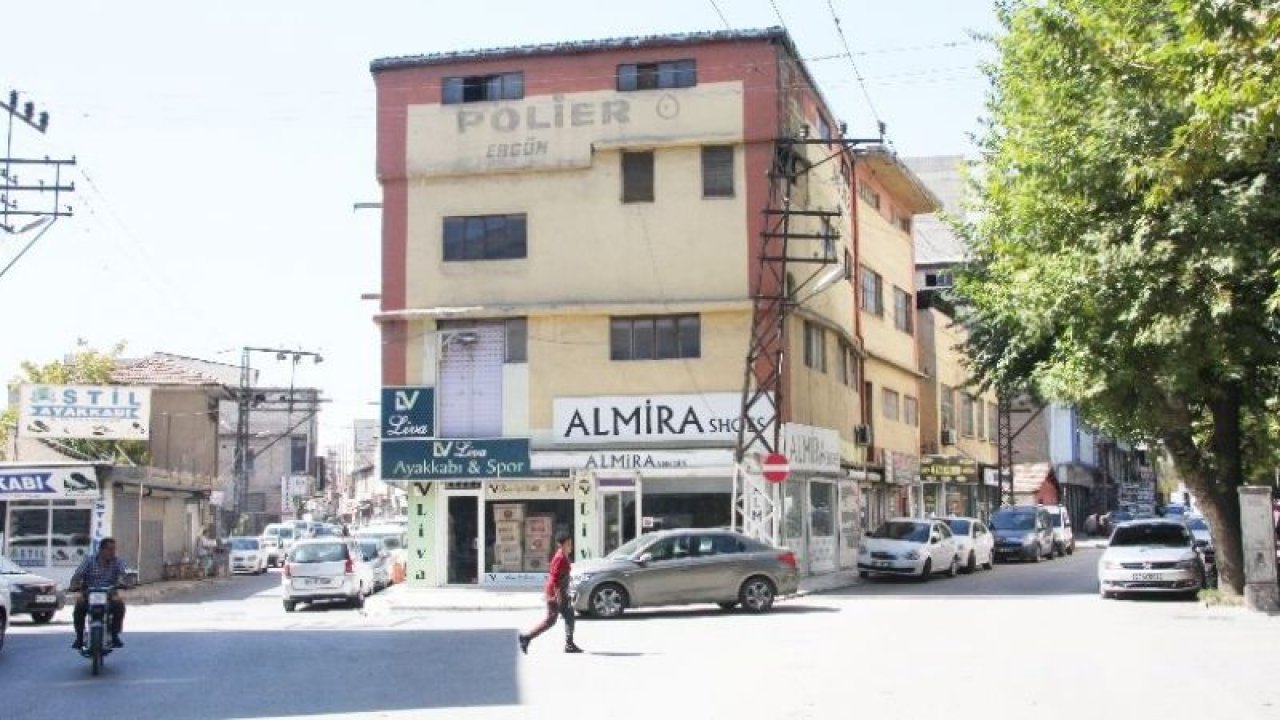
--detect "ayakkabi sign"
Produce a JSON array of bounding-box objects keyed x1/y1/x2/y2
[
  {"x1": 781, "y1": 423, "x2": 841, "y2": 474},
  {"x1": 382, "y1": 438, "x2": 531, "y2": 481},
  {"x1": 0, "y1": 465, "x2": 100, "y2": 500},
  {"x1": 18, "y1": 384, "x2": 151, "y2": 440},
  {"x1": 553, "y1": 393, "x2": 773, "y2": 445}
]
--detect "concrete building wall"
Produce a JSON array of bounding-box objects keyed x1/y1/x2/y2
[{"x1": 149, "y1": 387, "x2": 220, "y2": 481}]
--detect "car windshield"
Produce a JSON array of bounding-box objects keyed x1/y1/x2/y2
[
  {"x1": 1050, "y1": 513, "x2": 1064, "y2": 528},
  {"x1": 872, "y1": 521, "x2": 930, "y2": 543},
  {"x1": 278, "y1": 528, "x2": 295, "y2": 539},
  {"x1": 358, "y1": 540, "x2": 380, "y2": 555},
  {"x1": 0, "y1": 555, "x2": 27, "y2": 574},
  {"x1": 608, "y1": 536, "x2": 649, "y2": 560},
  {"x1": 1111, "y1": 524, "x2": 1191, "y2": 548},
  {"x1": 292, "y1": 543, "x2": 347, "y2": 563},
  {"x1": 230, "y1": 538, "x2": 259, "y2": 551},
  {"x1": 381, "y1": 536, "x2": 403, "y2": 550},
  {"x1": 1186, "y1": 517, "x2": 1209, "y2": 531},
  {"x1": 947, "y1": 519, "x2": 971, "y2": 535},
  {"x1": 992, "y1": 512, "x2": 1035, "y2": 531}
]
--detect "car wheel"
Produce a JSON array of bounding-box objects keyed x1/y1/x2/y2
[
  {"x1": 589, "y1": 583, "x2": 628, "y2": 619},
  {"x1": 283, "y1": 600, "x2": 297, "y2": 613},
  {"x1": 1066, "y1": 542, "x2": 1075, "y2": 556},
  {"x1": 965, "y1": 552, "x2": 977, "y2": 574},
  {"x1": 917, "y1": 558, "x2": 933, "y2": 581},
  {"x1": 858, "y1": 570, "x2": 869, "y2": 579},
  {"x1": 350, "y1": 591, "x2": 365, "y2": 609},
  {"x1": 947, "y1": 556, "x2": 959, "y2": 577},
  {"x1": 718, "y1": 601, "x2": 738, "y2": 611},
  {"x1": 0, "y1": 610, "x2": 7, "y2": 652},
  {"x1": 1052, "y1": 542, "x2": 1063, "y2": 558},
  {"x1": 31, "y1": 611, "x2": 55, "y2": 624},
  {"x1": 739, "y1": 576, "x2": 776, "y2": 613},
  {"x1": 1032, "y1": 548, "x2": 1042, "y2": 563},
  {"x1": 982, "y1": 551, "x2": 994, "y2": 571}
]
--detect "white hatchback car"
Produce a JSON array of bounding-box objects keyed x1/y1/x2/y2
[
  {"x1": 282, "y1": 539, "x2": 375, "y2": 612},
  {"x1": 1098, "y1": 519, "x2": 1203, "y2": 599},
  {"x1": 945, "y1": 517, "x2": 995, "y2": 573},
  {"x1": 859, "y1": 518, "x2": 960, "y2": 580},
  {"x1": 228, "y1": 536, "x2": 267, "y2": 575}
]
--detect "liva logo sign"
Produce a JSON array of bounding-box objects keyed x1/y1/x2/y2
[{"x1": 380, "y1": 386, "x2": 435, "y2": 440}]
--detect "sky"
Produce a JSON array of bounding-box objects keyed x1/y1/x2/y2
[{"x1": 0, "y1": 0, "x2": 998, "y2": 452}]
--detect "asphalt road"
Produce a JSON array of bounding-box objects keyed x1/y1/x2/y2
[{"x1": 2, "y1": 549, "x2": 1277, "y2": 720}]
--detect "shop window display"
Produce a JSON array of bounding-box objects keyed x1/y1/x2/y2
[
  {"x1": 485, "y1": 500, "x2": 572, "y2": 575},
  {"x1": 639, "y1": 494, "x2": 730, "y2": 531}
]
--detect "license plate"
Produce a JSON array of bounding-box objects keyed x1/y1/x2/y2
[
  {"x1": 88, "y1": 592, "x2": 108, "y2": 605},
  {"x1": 35, "y1": 594, "x2": 56, "y2": 603},
  {"x1": 875, "y1": 561, "x2": 891, "y2": 568},
  {"x1": 1133, "y1": 573, "x2": 1163, "y2": 581}
]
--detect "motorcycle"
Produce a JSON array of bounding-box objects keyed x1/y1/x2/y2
[{"x1": 79, "y1": 586, "x2": 118, "y2": 676}]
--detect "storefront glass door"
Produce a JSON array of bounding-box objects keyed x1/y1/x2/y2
[
  {"x1": 601, "y1": 489, "x2": 638, "y2": 557},
  {"x1": 446, "y1": 493, "x2": 480, "y2": 585}
]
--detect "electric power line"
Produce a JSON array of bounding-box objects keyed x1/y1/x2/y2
[
  {"x1": 708, "y1": 0, "x2": 732, "y2": 29},
  {"x1": 825, "y1": 0, "x2": 885, "y2": 137}
]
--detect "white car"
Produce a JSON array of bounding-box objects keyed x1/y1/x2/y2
[
  {"x1": 858, "y1": 518, "x2": 960, "y2": 580},
  {"x1": 262, "y1": 523, "x2": 297, "y2": 565},
  {"x1": 1098, "y1": 519, "x2": 1203, "y2": 599},
  {"x1": 282, "y1": 539, "x2": 375, "y2": 612},
  {"x1": 1044, "y1": 505, "x2": 1076, "y2": 556},
  {"x1": 0, "y1": 567, "x2": 9, "y2": 653},
  {"x1": 228, "y1": 537, "x2": 267, "y2": 575},
  {"x1": 945, "y1": 517, "x2": 994, "y2": 573}
]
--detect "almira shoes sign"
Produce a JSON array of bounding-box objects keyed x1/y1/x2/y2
[{"x1": 553, "y1": 393, "x2": 773, "y2": 445}]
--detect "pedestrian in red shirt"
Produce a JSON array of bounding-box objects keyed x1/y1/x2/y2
[{"x1": 518, "y1": 532, "x2": 582, "y2": 654}]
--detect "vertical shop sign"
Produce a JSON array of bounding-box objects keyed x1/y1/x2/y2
[
  {"x1": 574, "y1": 470, "x2": 598, "y2": 561},
  {"x1": 407, "y1": 482, "x2": 437, "y2": 585}
]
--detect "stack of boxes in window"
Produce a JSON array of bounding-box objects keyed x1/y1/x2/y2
[
  {"x1": 523, "y1": 514, "x2": 554, "y2": 572},
  {"x1": 492, "y1": 504, "x2": 524, "y2": 573}
]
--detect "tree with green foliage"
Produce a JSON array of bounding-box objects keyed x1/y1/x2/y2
[
  {"x1": 1, "y1": 340, "x2": 149, "y2": 465},
  {"x1": 958, "y1": 0, "x2": 1280, "y2": 594}
]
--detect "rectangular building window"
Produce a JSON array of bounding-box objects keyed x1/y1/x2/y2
[
  {"x1": 611, "y1": 315, "x2": 700, "y2": 360},
  {"x1": 290, "y1": 436, "x2": 309, "y2": 474},
  {"x1": 817, "y1": 115, "x2": 832, "y2": 144},
  {"x1": 858, "y1": 181, "x2": 881, "y2": 210},
  {"x1": 701, "y1": 146, "x2": 734, "y2": 197},
  {"x1": 442, "y1": 72, "x2": 524, "y2": 104},
  {"x1": 621, "y1": 151, "x2": 654, "y2": 203},
  {"x1": 940, "y1": 385, "x2": 956, "y2": 431},
  {"x1": 803, "y1": 322, "x2": 827, "y2": 373},
  {"x1": 505, "y1": 318, "x2": 527, "y2": 363},
  {"x1": 860, "y1": 266, "x2": 884, "y2": 316},
  {"x1": 961, "y1": 394, "x2": 976, "y2": 437},
  {"x1": 904, "y1": 396, "x2": 919, "y2": 427},
  {"x1": 617, "y1": 59, "x2": 696, "y2": 91},
  {"x1": 893, "y1": 287, "x2": 914, "y2": 334},
  {"x1": 443, "y1": 214, "x2": 527, "y2": 261},
  {"x1": 882, "y1": 388, "x2": 901, "y2": 422},
  {"x1": 987, "y1": 402, "x2": 999, "y2": 442},
  {"x1": 892, "y1": 209, "x2": 912, "y2": 233}
]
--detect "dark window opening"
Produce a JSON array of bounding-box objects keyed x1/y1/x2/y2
[
  {"x1": 622, "y1": 151, "x2": 655, "y2": 203},
  {"x1": 611, "y1": 315, "x2": 701, "y2": 361},
  {"x1": 442, "y1": 72, "x2": 524, "y2": 104},
  {"x1": 702, "y1": 146, "x2": 734, "y2": 197},
  {"x1": 617, "y1": 60, "x2": 696, "y2": 91},
  {"x1": 443, "y1": 214, "x2": 527, "y2": 261}
]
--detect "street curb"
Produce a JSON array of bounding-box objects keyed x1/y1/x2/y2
[{"x1": 121, "y1": 577, "x2": 234, "y2": 605}]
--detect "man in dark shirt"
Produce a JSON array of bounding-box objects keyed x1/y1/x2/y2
[
  {"x1": 69, "y1": 537, "x2": 130, "y2": 650},
  {"x1": 518, "y1": 532, "x2": 582, "y2": 654}
]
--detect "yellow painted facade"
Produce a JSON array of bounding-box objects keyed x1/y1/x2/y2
[{"x1": 925, "y1": 307, "x2": 998, "y2": 465}]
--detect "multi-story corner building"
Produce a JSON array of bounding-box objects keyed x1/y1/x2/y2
[
  {"x1": 854, "y1": 151, "x2": 938, "y2": 526},
  {"x1": 371, "y1": 28, "x2": 941, "y2": 587}
]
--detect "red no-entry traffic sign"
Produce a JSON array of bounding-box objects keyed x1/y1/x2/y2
[{"x1": 762, "y1": 453, "x2": 790, "y2": 483}]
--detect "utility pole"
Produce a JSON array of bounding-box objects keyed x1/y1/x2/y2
[
  {"x1": 232, "y1": 347, "x2": 324, "y2": 533},
  {"x1": 1, "y1": 90, "x2": 76, "y2": 282}
]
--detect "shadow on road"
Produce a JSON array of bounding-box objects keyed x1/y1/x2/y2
[
  {"x1": 585, "y1": 604, "x2": 838, "y2": 622},
  {"x1": 0, "y1": 626, "x2": 519, "y2": 719},
  {"x1": 158, "y1": 569, "x2": 288, "y2": 605},
  {"x1": 823, "y1": 550, "x2": 1127, "y2": 599}
]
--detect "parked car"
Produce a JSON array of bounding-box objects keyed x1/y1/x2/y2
[
  {"x1": 990, "y1": 506, "x2": 1054, "y2": 562},
  {"x1": 859, "y1": 518, "x2": 960, "y2": 580},
  {"x1": 567, "y1": 529, "x2": 799, "y2": 619},
  {"x1": 281, "y1": 539, "x2": 374, "y2": 611},
  {"x1": 0, "y1": 554, "x2": 65, "y2": 625},
  {"x1": 228, "y1": 537, "x2": 267, "y2": 575},
  {"x1": 1098, "y1": 519, "x2": 1203, "y2": 599},
  {"x1": 946, "y1": 517, "x2": 994, "y2": 573},
  {"x1": 261, "y1": 523, "x2": 296, "y2": 566},
  {"x1": 1163, "y1": 505, "x2": 1189, "y2": 519},
  {"x1": 355, "y1": 537, "x2": 391, "y2": 591},
  {"x1": 1043, "y1": 505, "x2": 1076, "y2": 556},
  {"x1": 355, "y1": 526, "x2": 408, "y2": 584},
  {"x1": 0, "y1": 567, "x2": 8, "y2": 653},
  {"x1": 1184, "y1": 515, "x2": 1216, "y2": 588}
]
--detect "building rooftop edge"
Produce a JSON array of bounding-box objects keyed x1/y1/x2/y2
[{"x1": 370, "y1": 27, "x2": 788, "y2": 72}]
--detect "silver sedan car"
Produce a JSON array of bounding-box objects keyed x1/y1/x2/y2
[{"x1": 568, "y1": 529, "x2": 800, "y2": 619}]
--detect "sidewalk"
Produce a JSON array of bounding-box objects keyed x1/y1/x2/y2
[{"x1": 376, "y1": 569, "x2": 860, "y2": 612}]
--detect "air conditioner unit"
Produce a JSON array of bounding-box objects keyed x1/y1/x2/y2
[
  {"x1": 941, "y1": 429, "x2": 957, "y2": 446},
  {"x1": 853, "y1": 424, "x2": 873, "y2": 446}
]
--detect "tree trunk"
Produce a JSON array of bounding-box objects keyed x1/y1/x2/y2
[{"x1": 1202, "y1": 385, "x2": 1247, "y2": 594}]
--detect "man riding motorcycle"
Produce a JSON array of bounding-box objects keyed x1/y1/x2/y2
[{"x1": 69, "y1": 537, "x2": 130, "y2": 650}]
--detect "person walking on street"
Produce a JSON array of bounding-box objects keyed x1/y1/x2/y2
[{"x1": 518, "y1": 532, "x2": 583, "y2": 654}]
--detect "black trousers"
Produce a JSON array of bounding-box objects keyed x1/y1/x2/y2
[
  {"x1": 524, "y1": 593, "x2": 574, "y2": 644},
  {"x1": 73, "y1": 596, "x2": 125, "y2": 638}
]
